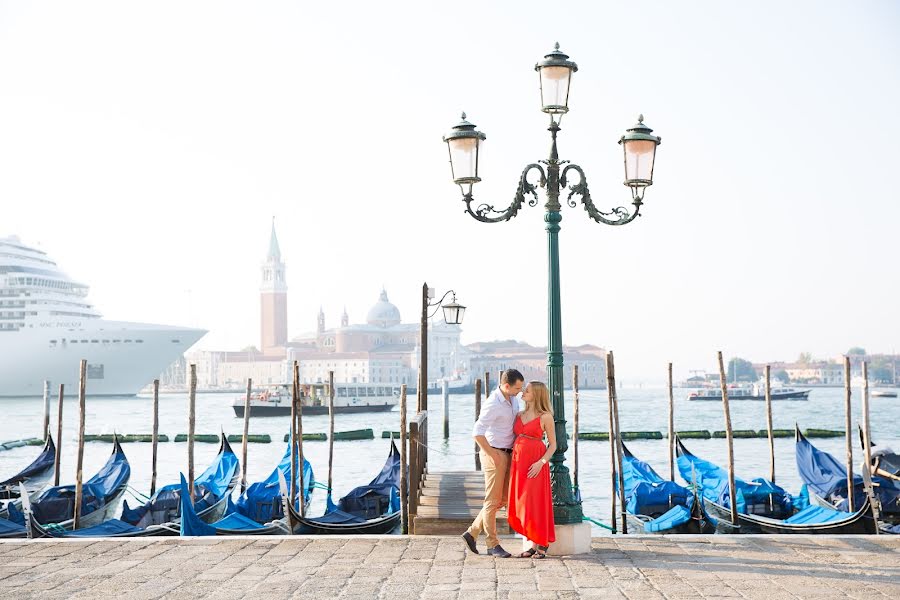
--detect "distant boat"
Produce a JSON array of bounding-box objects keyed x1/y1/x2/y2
[
  {"x1": 232, "y1": 382, "x2": 397, "y2": 417},
  {"x1": 688, "y1": 383, "x2": 809, "y2": 401},
  {"x1": 872, "y1": 390, "x2": 898, "y2": 398}
]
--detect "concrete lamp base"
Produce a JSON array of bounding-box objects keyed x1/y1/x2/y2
[{"x1": 521, "y1": 522, "x2": 592, "y2": 556}]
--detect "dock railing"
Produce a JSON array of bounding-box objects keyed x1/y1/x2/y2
[{"x1": 408, "y1": 411, "x2": 428, "y2": 519}]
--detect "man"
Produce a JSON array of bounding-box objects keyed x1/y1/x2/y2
[{"x1": 462, "y1": 368, "x2": 524, "y2": 558}]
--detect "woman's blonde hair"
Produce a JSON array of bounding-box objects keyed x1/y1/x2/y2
[{"x1": 527, "y1": 381, "x2": 553, "y2": 416}]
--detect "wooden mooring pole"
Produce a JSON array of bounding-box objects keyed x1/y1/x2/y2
[
  {"x1": 860, "y1": 361, "x2": 879, "y2": 532},
  {"x1": 54, "y1": 383, "x2": 64, "y2": 486},
  {"x1": 328, "y1": 370, "x2": 335, "y2": 501},
  {"x1": 442, "y1": 379, "x2": 449, "y2": 439},
  {"x1": 573, "y1": 365, "x2": 580, "y2": 495},
  {"x1": 764, "y1": 365, "x2": 775, "y2": 483},
  {"x1": 187, "y1": 363, "x2": 196, "y2": 499},
  {"x1": 861, "y1": 362, "x2": 872, "y2": 471},
  {"x1": 667, "y1": 362, "x2": 675, "y2": 482},
  {"x1": 42, "y1": 380, "x2": 51, "y2": 441},
  {"x1": 608, "y1": 351, "x2": 627, "y2": 534},
  {"x1": 399, "y1": 384, "x2": 408, "y2": 534},
  {"x1": 484, "y1": 371, "x2": 490, "y2": 397},
  {"x1": 290, "y1": 363, "x2": 298, "y2": 507},
  {"x1": 606, "y1": 355, "x2": 618, "y2": 533},
  {"x1": 474, "y1": 378, "x2": 482, "y2": 471},
  {"x1": 73, "y1": 359, "x2": 87, "y2": 530},
  {"x1": 295, "y1": 361, "x2": 306, "y2": 517},
  {"x1": 843, "y1": 355, "x2": 854, "y2": 512},
  {"x1": 717, "y1": 351, "x2": 738, "y2": 526},
  {"x1": 240, "y1": 378, "x2": 252, "y2": 493},
  {"x1": 151, "y1": 379, "x2": 160, "y2": 496}
]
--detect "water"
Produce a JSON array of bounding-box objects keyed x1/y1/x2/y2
[{"x1": 1, "y1": 386, "x2": 897, "y2": 534}]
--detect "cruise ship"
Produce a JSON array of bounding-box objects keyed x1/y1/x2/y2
[{"x1": 0, "y1": 236, "x2": 206, "y2": 397}]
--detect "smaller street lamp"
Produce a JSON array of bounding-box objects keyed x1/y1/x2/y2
[
  {"x1": 418, "y1": 283, "x2": 465, "y2": 411},
  {"x1": 441, "y1": 293, "x2": 466, "y2": 325}
]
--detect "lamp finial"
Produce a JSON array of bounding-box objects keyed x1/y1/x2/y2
[{"x1": 461, "y1": 111, "x2": 466, "y2": 120}]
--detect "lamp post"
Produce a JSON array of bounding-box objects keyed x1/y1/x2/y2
[
  {"x1": 442, "y1": 43, "x2": 661, "y2": 525},
  {"x1": 419, "y1": 283, "x2": 465, "y2": 412}
]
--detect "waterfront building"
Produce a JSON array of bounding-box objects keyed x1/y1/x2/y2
[{"x1": 467, "y1": 340, "x2": 607, "y2": 389}]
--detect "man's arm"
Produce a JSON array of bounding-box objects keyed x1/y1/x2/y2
[{"x1": 472, "y1": 396, "x2": 501, "y2": 466}]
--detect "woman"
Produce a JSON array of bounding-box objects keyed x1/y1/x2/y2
[{"x1": 507, "y1": 381, "x2": 556, "y2": 558}]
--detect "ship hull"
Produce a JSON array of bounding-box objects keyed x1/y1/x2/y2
[{"x1": 0, "y1": 320, "x2": 205, "y2": 397}]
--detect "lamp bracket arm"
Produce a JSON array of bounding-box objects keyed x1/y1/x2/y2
[
  {"x1": 462, "y1": 163, "x2": 546, "y2": 223},
  {"x1": 561, "y1": 163, "x2": 642, "y2": 226},
  {"x1": 427, "y1": 290, "x2": 456, "y2": 318}
]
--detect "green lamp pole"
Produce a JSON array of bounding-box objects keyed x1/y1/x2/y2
[{"x1": 442, "y1": 44, "x2": 662, "y2": 524}]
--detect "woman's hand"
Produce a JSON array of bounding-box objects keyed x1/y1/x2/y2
[{"x1": 527, "y1": 460, "x2": 544, "y2": 479}]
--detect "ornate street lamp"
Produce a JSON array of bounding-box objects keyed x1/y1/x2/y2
[
  {"x1": 418, "y1": 284, "x2": 465, "y2": 412},
  {"x1": 442, "y1": 44, "x2": 661, "y2": 526}
]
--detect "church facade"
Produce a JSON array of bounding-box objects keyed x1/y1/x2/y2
[{"x1": 286, "y1": 289, "x2": 467, "y2": 386}]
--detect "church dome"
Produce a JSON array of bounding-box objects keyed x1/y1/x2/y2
[{"x1": 366, "y1": 289, "x2": 401, "y2": 327}]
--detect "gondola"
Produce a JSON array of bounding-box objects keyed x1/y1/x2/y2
[
  {"x1": 796, "y1": 427, "x2": 900, "y2": 526},
  {"x1": 10, "y1": 435, "x2": 130, "y2": 534},
  {"x1": 179, "y1": 475, "x2": 291, "y2": 536},
  {"x1": 675, "y1": 436, "x2": 795, "y2": 533},
  {"x1": 25, "y1": 435, "x2": 240, "y2": 538},
  {"x1": 289, "y1": 439, "x2": 400, "y2": 535},
  {"x1": 232, "y1": 440, "x2": 314, "y2": 524},
  {"x1": 620, "y1": 443, "x2": 714, "y2": 534},
  {"x1": 0, "y1": 435, "x2": 56, "y2": 519},
  {"x1": 118, "y1": 435, "x2": 240, "y2": 531},
  {"x1": 860, "y1": 430, "x2": 900, "y2": 481}
]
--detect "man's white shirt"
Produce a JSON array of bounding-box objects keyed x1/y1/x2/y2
[{"x1": 472, "y1": 387, "x2": 521, "y2": 449}]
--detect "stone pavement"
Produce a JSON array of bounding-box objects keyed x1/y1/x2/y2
[{"x1": 0, "y1": 535, "x2": 898, "y2": 600}]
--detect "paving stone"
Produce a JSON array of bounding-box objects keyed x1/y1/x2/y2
[{"x1": 0, "y1": 535, "x2": 897, "y2": 598}]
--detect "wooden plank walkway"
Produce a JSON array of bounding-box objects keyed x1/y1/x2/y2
[{"x1": 412, "y1": 470, "x2": 510, "y2": 535}]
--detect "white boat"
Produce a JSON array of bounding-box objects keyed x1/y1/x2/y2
[
  {"x1": 687, "y1": 383, "x2": 810, "y2": 401},
  {"x1": 0, "y1": 236, "x2": 206, "y2": 397},
  {"x1": 232, "y1": 382, "x2": 399, "y2": 417}
]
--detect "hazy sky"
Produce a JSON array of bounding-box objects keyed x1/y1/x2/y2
[{"x1": 2, "y1": 1, "x2": 898, "y2": 381}]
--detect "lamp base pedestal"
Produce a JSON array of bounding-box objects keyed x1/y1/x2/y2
[{"x1": 521, "y1": 522, "x2": 592, "y2": 556}]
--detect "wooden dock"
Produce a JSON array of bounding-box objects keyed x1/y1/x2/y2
[{"x1": 412, "y1": 470, "x2": 510, "y2": 535}]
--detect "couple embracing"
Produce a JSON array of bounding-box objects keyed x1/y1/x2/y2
[{"x1": 462, "y1": 369, "x2": 556, "y2": 558}]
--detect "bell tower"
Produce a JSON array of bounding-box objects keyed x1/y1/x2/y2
[{"x1": 260, "y1": 218, "x2": 287, "y2": 355}]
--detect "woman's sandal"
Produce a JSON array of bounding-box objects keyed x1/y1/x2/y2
[
  {"x1": 518, "y1": 548, "x2": 537, "y2": 558},
  {"x1": 534, "y1": 545, "x2": 549, "y2": 559}
]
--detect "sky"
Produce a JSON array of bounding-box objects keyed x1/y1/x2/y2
[{"x1": 2, "y1": 1, "x2": 899, "y2": 382}]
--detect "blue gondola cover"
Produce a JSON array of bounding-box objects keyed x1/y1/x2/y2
[
  {"x1": 795, "y1": 432, "x2": 900, "y2": 515},
  {"x1": 30, "y1": 445, "x2": 130, "y2": 524},
  {"x1": 677, "y1": 446, "x2": 793, "y2": 516},
  {"x1": 122, "y1": 442, "x2": 238, "y2": 528},
  {"x1": 233, "y1": 441, "x2": 314, "y2": 524}
]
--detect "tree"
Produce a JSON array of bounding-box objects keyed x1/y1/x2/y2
[
  {"x1": 773, "y1": 369, "x2": 790, "y2": 383},
  {"x1": 847, "y1": 347, "x2": 867, "y2": 356},
  {"x1": 871, "y1": 366, "x2": 892, "y2": 383},
  {"x1": 727, "y1": 357, "x2": 758, "y2": 382},
  {"x1": 797, "y1": 352, "x2": 813, "y2": 364}
]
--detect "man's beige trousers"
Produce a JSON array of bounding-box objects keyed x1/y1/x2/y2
[{"x1": 466, "y1": 450, "x2": 511, "y2": 548}]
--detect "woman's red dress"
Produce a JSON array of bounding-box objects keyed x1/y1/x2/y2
[{"x1": 507, "y1": 416, "x2": 555, "y2": 547}]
